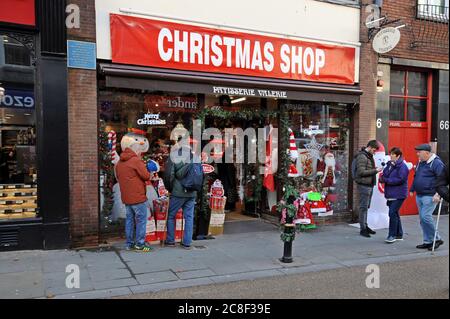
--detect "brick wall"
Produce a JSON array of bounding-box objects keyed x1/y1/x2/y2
[
  {"x1": 67, "y1": 0, "x2": 99, "y2": 247},
  {"x1": 382, "y1": 0, "x2": 448, "y2": 64},
  {"x1": 352, "y1": 0, "x2": 379, "y2": 212}
]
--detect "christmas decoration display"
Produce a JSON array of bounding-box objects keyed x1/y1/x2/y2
[
  {"x1": 366, "y1": 142, "x2": 391, "y2": 230},
  {"x1": 316, "y1": 151, "x2": 340, "y2": 188},
  {"x1": 263, "y1": 124, "x2": 276, "y2": 192},
  {"x1": 208, "y1": 179, "x2": 227, "y2": 236},
  {"x1": 99, "y1": 122, "x2": 115, "y2": 228},
  {"x1": 304, "y1": 135, "x2": 324, "y2": 161},
  {"x1": 107, "y1": 130, "x2": 119, "y2": 165},
  {"x1": 297, "y1": 149, "x2": 315, "y2": 178},
  {"x1": 287, "y1": 128, "x2": 299, "y2": 177}
]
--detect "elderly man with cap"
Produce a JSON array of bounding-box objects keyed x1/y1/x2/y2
[{"x1": 410, "y1": 144, "x2": 446, "y2": 250}]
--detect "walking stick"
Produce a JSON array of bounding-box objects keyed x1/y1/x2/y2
[{"x1": 431, "y1": 199, "x2": 443, "y2": 254}]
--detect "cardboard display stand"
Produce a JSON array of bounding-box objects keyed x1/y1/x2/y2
[{"x1": 207, "y1": 180, "x2": 227, "y2": 236}]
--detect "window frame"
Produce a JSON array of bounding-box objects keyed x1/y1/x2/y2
[{"x1": 389, "y1": 67, "x2": 433, "y2": 140}]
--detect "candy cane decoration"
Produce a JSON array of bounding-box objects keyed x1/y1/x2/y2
[{"x1": 107, "y1": 130, "x2": 118, "y2": 164}]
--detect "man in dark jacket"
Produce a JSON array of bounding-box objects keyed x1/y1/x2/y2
[
  {"x1": 435, "y1": 164, "x2": 449, "y2": 203},
  {"x1": 410, "y1": 144, "x2": 445, "y2": 250},
  {"x1": 164, "y1": 142, "x2": 198, "y2": 249},
  {"x1": 354, "y1": 140, "x2": 383, "y2": 238}
]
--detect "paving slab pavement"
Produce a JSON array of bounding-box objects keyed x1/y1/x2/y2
[{"x1": 0, "y1": 215, "x2": 447, "y2": 299}]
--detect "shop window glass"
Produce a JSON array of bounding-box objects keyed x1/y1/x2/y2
[
  {"x1": 390, "y1": 70, "x2": 406, "y2": 95},
  {"x1": 389, "y1": 97, "x2": 405, "y2": 121},
  {"x1": 282, "y1": 102, "x2": 351, "y2": 213},
  {"x1": 407, "y1": 71, "x2": 427, "y2": 97},
  {"x1": 407, "y1": 99, "x2": 427, "y2": 122},
  {"x1": 0, "y1": 34, "x2": 37, "y2": 221}
]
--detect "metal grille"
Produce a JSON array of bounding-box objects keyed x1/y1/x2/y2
[
  {"x1": 412, "y1": 3, "x2": 449, "y2": 48},
  {"x1": 38, "y1": 0, "x2": 67, "y2": 54},
  {"x1": 0, "y1": 227, "x2": 19, "y2": 247}
]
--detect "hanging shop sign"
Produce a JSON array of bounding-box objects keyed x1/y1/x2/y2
[
  {"x1": 137, "y1": 113, "x2": 167, "y2": 125},
  {"x1": 110, "y1": 14, "x2": 356, "y2": 85},
  {"x1": 372, "y1": 27, "x2": 401, "y2": 54},
  {"x1": 144, "y1": 95, "x2": 198, "y2": 112}
]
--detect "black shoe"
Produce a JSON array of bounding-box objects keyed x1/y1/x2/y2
[
  {"x1": 428, "y1": 240, "x2": 444, "y2": 251},
  {"x1": 360, "y1": 229, "x2": 371, "y2": 238},
  {"x1": 416, "y1": 243, "x2": 433, "y2": 249},
  {"x1": 366, "y1": 225, "x2": 376, "y2": 235}
]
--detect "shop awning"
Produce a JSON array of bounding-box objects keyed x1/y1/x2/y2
[{"x1": 99, "y1": 63, "x2": 362, "y2": 104}]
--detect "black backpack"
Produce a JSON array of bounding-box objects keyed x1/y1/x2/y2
[{"x1": 178, "y1": 161, "x2": 204, "y2": 192}]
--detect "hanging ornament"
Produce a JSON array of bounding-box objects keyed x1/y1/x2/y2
[{"x1": 304, "y1": 135, "x2": 323, "y2": 160}]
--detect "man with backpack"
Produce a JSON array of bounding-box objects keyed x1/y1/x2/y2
[
  {"x1": 164, "y1": 139, "x2": 203, "y2": 250},
  {"x1": 410, "y1": 144, "x2": 445, "y2": 250},
  {"x1": 352, "y1": 140, "x2": 383, "y2": 238}
]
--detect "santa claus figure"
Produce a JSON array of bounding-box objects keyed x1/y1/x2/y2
[{"x1": 316, "y1": 151, "x2": 339, "y2": 188}]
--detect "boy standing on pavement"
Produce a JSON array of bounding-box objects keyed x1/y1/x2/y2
[{"x1": 410, "y1": 144, "x2": 445, "y2": 250}]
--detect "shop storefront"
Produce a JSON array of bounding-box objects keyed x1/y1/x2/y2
[
  {"x1": 95, "y1": 4, "x2": 362, "y2": 238},
  {"x1": 0, "y1": 0, "x2": 70, "y2": 250}
]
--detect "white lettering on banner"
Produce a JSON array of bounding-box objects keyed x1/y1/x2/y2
[
  {"x1": 212, "y1": 86, "x2": 286, "y2": 98},
  {"x1": 157, "y1": 29, "x2": 326, "y2": 76},
  {"x1": 158, "y1": 28, "x2": 173, "y2": 62}
]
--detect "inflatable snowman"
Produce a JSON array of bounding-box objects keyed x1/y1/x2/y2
[
  {"x1": 111, "y1": 132, "x2": 151, "y2": 221},
  {"x1": 367, "y1": 142, "x2": 391, "y2": 230}
]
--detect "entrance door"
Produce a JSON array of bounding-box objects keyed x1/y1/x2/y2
[
  {"x1": 388, "y1": 123, "x2": 428, "y2": 215},
  {"x1": 388, "y1": 69, "x2": 432, "y2": 215}
]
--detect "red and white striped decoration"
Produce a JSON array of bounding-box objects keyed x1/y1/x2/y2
[
  {"x1": 288, "y1": 128, "x2": 298, "y2": 160},
  {"x1": 107, "y1": 130, "x2": 117, "y2": 163}
]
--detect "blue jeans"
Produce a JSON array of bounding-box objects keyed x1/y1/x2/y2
[
  {"x1": 387, "y1": 199, "x2": 404, "y2": 238},
  {"x1": 125, "y1": 202, "x2": 148, "y2": 248},
  {"x1": 166, "y1": 196, "x2": 196, "y2": 246},
  {"x1": 416, "y1": 195, "x2": 441, "y2": 244}
]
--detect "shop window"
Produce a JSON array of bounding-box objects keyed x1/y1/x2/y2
[
  {"x1": 282, "y1": 102, "x2": 351, "y2": 213},
  {"x1": 389, "y1": 70, "x2": 429, "y2": 122},
  {"x1": 1, "y1": 35, "x2": 31, "y2": 66},
  {"x1": 0, "y1": 34, "x2": 37, "y2": 221}
]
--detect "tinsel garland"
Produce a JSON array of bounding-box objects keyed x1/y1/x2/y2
[{"x1": 99, "y1": 121, "x2": 115, "y2": 221}]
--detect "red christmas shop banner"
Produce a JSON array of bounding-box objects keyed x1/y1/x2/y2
[
  {"x1": 111, "y1": 14, "x2": 356, "y2": 85},
  {"x1": 0, "y1": 0, "x2": 35, "y2": 26}
]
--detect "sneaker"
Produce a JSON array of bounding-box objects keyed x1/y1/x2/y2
[
  {"x1": 181, "y1": 244, "x2": 193, "y2": 250},
  {"x1": 163, "y1": 241, "x2": 176, "y2": 247},
  {"x1": 428, "y1": 240, "x2": 444, "y2": 251},
  {"x1": 385, "y1": 236, "x2": 396, "y2": 244},
  {"x1": 360, "y1": 229, "x2": 371, "y2": 238},
  {"x1": 366, "y1": 225, "x2": 376, "y2": 235},
  {"x1": 416, "y1": 243, "x2": 433, "y2": 249},
  {"x1": 134, "y1": 244, "x2": 153, "y2": 252}
]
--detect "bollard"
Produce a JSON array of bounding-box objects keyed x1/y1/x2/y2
[{"x1": 280, "y1": 195, "x2": 297, "y2": 263}]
